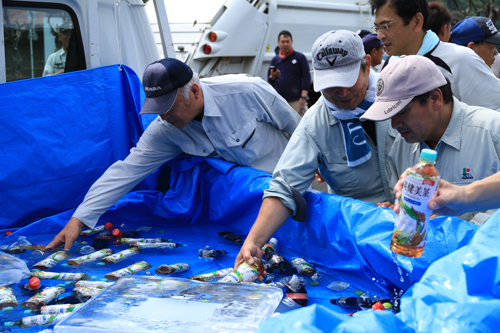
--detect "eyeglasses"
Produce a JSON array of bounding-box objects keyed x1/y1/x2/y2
[{"x1": 372, "y1": 17, "x2": 404, "y2": 33}]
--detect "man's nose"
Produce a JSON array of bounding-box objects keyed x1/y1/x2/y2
[
  {"x1": 391, "y1": 116, "x2": 401, "y2": 129},
  {"x1": 334, "y1": 88, "x2": 350, "y2": 98},
  {"x1": 376, "y1": 30, "x2": 386, "y2": 40}
]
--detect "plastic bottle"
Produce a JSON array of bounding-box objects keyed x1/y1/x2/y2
[
  {"x1": 198, "y1": 246, "x2": 227, "y2": 258},
  {"x1": 21, "y1": 286, "x2": 65, "y2": 310},
  {"x1": 100, "y1": 247, "x2": 140, "y2": 264},
  {"x1": 24, "y1": 303, "x2": 82, "y2": 315},
  {"x1": 218, "y1": 231, "x2": 242, "y2": 243},
  {"x1": 79, "y1": 225, "x2": 105, "y2": 237},
  {"x1": 391, "y1": 149, "x2": 440, "y2": 258},
  {"x1": 188, "y1": 268, "x2": 233, "y2": 282},
  {"x1": 291, "y1": 257, "x2": 316, "y2": 277},
  {"x1": 155, "y1": 263, "x2": 190, "y2": 275},
  {"x1": 284, "y1": 275, "x2": 308, "y2": 306},
  {"x1": 4, "y1": 313, "x2": 70, "y2": 328},
  {"x1": 263, "y1": 244, "x2": 289, "y2": 271},
  {"x1": 105, "y1": 261, "x2": 152, "y2": 280},
  {"x1": 32, "y1": 251, "x2": 69, "y2": 270},
  {"x1": 0, "y1": 286, "x2": 18, "y2": 309},
  {"x1": 113, "y1": 237, "x2": 171, "y2": 245},
  {"x1": 130, "y1": 242, "x2": 187, "y2": 249},
  {"x1": 218, "y1": 258, "x2": 265, "y2": 283}
]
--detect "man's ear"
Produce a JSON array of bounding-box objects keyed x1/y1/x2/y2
[
  {"x1": 467, "y1": 41, "x2": 477, "y2": 50},
  {"x1": 191, "y1": 83, "x2": 201, "y2": 99},
  {"x1": 413, "y1": 12, "x2": 425, "y2": 32},
  {"x1": 429, "y1": 88, "x2": 443, "y2": 110}
]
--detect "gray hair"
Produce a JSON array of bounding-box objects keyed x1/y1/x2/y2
[{"x1": 178, "y1": 72, "x2": 200, "y2": 100}]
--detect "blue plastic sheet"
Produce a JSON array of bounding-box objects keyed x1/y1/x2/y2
[
  {"x1": 259, "y1": 211, "x2": 500, "y2": 333},
  {"x1": 1, "y1": 65, "x2": 496, "y2": 332},
  {"x1": 0, "y1": 65, "x2": 147, "y2": 229}
]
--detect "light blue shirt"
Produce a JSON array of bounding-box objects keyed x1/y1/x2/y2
[
  {"x1": 264, "y1": 95, "x2": 398, "y2": 215},
  {"x1": 74, "y1": 74, "x2": 301, "y2": 228}
]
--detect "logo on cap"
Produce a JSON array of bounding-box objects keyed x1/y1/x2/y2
[
  {"x1": 316, "y1": 46, "x2": 349, "y2": 62},
  {"x1": 376, "y1": 78, "x2": 384, "y2": 97},
  {"x1": 486, "y1": 19, "x2": 497, "y2": 34}
]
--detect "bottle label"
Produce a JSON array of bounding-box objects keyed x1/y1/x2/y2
[
  {"x1": 393, "y1": 173, "x2": 439, "y2": 248},
  {"x1": 101, "y1": 247, "x2": 140, "y2": 264},
  {"x1": 105, "y1": 261, "x2": 152, "y2": 279},
  {"x1": 22, "y1": 313, "x2": 69, "y2": 327},
  {"x1": 286, "y1": 292, "x2": 308, "y2": 300},
  {"x1": 134, "y1": 242, "x2": 177, "y2": 249},
  {"x1": 32, "y1": 251, "x2": 70, "y2": 269},
  {"x1": 31, "y1": 271, "x2": 87, "y2": 281},
  {"x1": 41, "y1": 303, "x2": 81, "y2": 315},
  {"x1": 291, "y1": 258, "x2": 313, "y2": 274},
  {"x1": 68, "y1": 248, "x2": 114, "y2": 265}
]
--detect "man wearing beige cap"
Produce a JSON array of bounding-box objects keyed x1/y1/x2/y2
[
  {"x1": 234, "y1": 30, "x2": 399, "y2": 269},
  {"x1": 361, "y1": 55, "x2": 500, "y2": 223},
  {"x1": 46, "y1": 58, "x2": 301, "y2": 251}
]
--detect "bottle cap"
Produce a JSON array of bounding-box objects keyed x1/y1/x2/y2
[
  {"x1": 5, "y1": 231, "x2": 12, "y2": 236},
  {"x1": 104, "y1": 222, "x2": 114, "y2": 230},
  {"x1": 97, "y1": 262, "x2": 106, "y2": 266},
  {"x1": 24, "y1": 309, "x2": 34, "y2": 314},
  {"x1": 28, "y1": 277, "x2": 40, "y2": 290},
  {"x1": 420, "y1": 149, "x2": 437, "y2": 163},
  {"x1": 372, "y1": 301, "x2": 386, "y2": 311},
  {"x1": 112, "y1": 229, "x2": 122, "y2": 237},
  {"x1": 1, "y1": 307, "x2": 14, "y2": 313},
  {"x1": 61, "y1": 263, "x2": 69, "y2": 267},
  {"x1": 4, "y1": 321, "x2": 14, "y2": 328}
]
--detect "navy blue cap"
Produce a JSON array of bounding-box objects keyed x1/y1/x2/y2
[
  {"x1": 362, "y1": 33, "x2": 382, "y2": 54},
  {"x1": 140, "y1": 58, "x2": 193, "y2": 115},
  {"x1": 356, "y1": 29, "x2": 372, "y2": 38},
  {"x1": 451, "y1": 16, "x2": 500, "y2": 46}
]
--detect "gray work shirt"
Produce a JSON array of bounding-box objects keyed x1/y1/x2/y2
[
  {"x1": 388, "y1": 98, "x2": 500, "y2": 220},
  {"x1": 74, "y1": 74, "x2": 301, "y2": 228},
  {"x1": 264, "y1": 95, "x2": 398, "y2": 215}
]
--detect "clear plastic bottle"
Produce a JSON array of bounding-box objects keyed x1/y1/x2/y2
[{"x1": 391, "y1": 149, "x2": 440, "y2": 258}]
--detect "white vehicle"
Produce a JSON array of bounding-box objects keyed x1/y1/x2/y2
[
  {"x1": 0, "y1": 0, "x2": 172, "y2": 83},
  {"x1": 165, "y1": 0, "x2": 373, "y2": 80}
]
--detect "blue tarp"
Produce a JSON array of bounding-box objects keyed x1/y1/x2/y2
[
  {"x1": 1, "y1": 66, "x2": 498, "y2": 332},
  {"x1": 0, "y1": 65, "x2": 148, "y2": 230}
]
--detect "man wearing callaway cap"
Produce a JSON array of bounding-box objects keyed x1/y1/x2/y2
[
  {"x1": 361, "y1": 55, "x2": 500, "y2": 224},
  {"x1": 46, "y1": 58, "x2": 301, "y2": 250},
  {"x1": 451, "y1": 16, "x2": 500, "y2": 68},
  {"x1": 370, "y1": 0, "x2": 500, "y2": 112},
  {"x1": 234, "y1": 30, "x2": 398, "y2": 269}
]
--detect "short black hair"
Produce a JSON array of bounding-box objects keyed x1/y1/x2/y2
[
  {"x1": 278, "y1": 30, "x2": 292, "y2": 42},
  {"x1": 369, "y1": 0, "x2": 429, "y2": 30},
  {"x1": 411, "y1": 78, "x2": 453, "y2": 105},
  {"x1": 428, "y1": 1, "x2": 451, "y2": 36}
]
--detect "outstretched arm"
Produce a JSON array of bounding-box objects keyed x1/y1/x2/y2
[{"x1": 234, "y1": 197, "x2": 292, "y2": 269}]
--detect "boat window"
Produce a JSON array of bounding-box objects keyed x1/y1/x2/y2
[{"x1": 3, "y1": 3, "x2": 85, "y2": 82}]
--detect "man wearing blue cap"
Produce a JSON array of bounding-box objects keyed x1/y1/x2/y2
[
  {"x1": 46, "y1": 58, "x2": 301, "y2": 250},
  {"x1": 362, "y1": 33, "x2": 385, "y2": 72},
  {"x1": 451, "y1": 16, "x2": 500, "y2": 68}
]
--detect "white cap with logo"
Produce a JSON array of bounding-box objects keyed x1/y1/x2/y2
[
  {"x1": 312, "y1": 30, "x2": 365, "y2": 92},
  {"x1": 360, "y1": 55, "x2": 447, "y2": 121}
]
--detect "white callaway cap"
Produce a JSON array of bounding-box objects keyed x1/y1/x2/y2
[{"x1": 312, "y1": 30, "x2": 365, "y2": 92}]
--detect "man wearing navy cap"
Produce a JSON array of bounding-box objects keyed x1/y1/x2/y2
[
  {"x1": 451, "y1": 16, "x2": 500, "y2": 68},
  {"x1": 362, "y1": 33, "x2": 385, "y2": 72},
  {"x1": 46, "y1": 58, "x2": 301, "y2": 250}
]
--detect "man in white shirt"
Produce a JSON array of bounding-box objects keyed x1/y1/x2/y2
[{"x1": 46, "y1": 58, "x2": 301, "y2": 250}]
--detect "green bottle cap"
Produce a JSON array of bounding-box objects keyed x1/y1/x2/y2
[
  {"x1": 182, "y1": 244, "x2": 188, "y2": 247},
  {"x1": 1, "y1": 307, "x2": 14, "y2": 313},
  {"x1": 24, "y1": 309, "x2": 34, "y2": 315},
  {"x1": 4, "y1": 321, "x2": 14, "y2": 328},
  {"x1": 420, "y1": 149, "x2": 437, "y2": 163},
  {"x1": 61, "y1": 263, "x2": 69, "y2": 267},
  {"x1": 96, "y1": 262, "x2": 106, "y2": 266}
]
